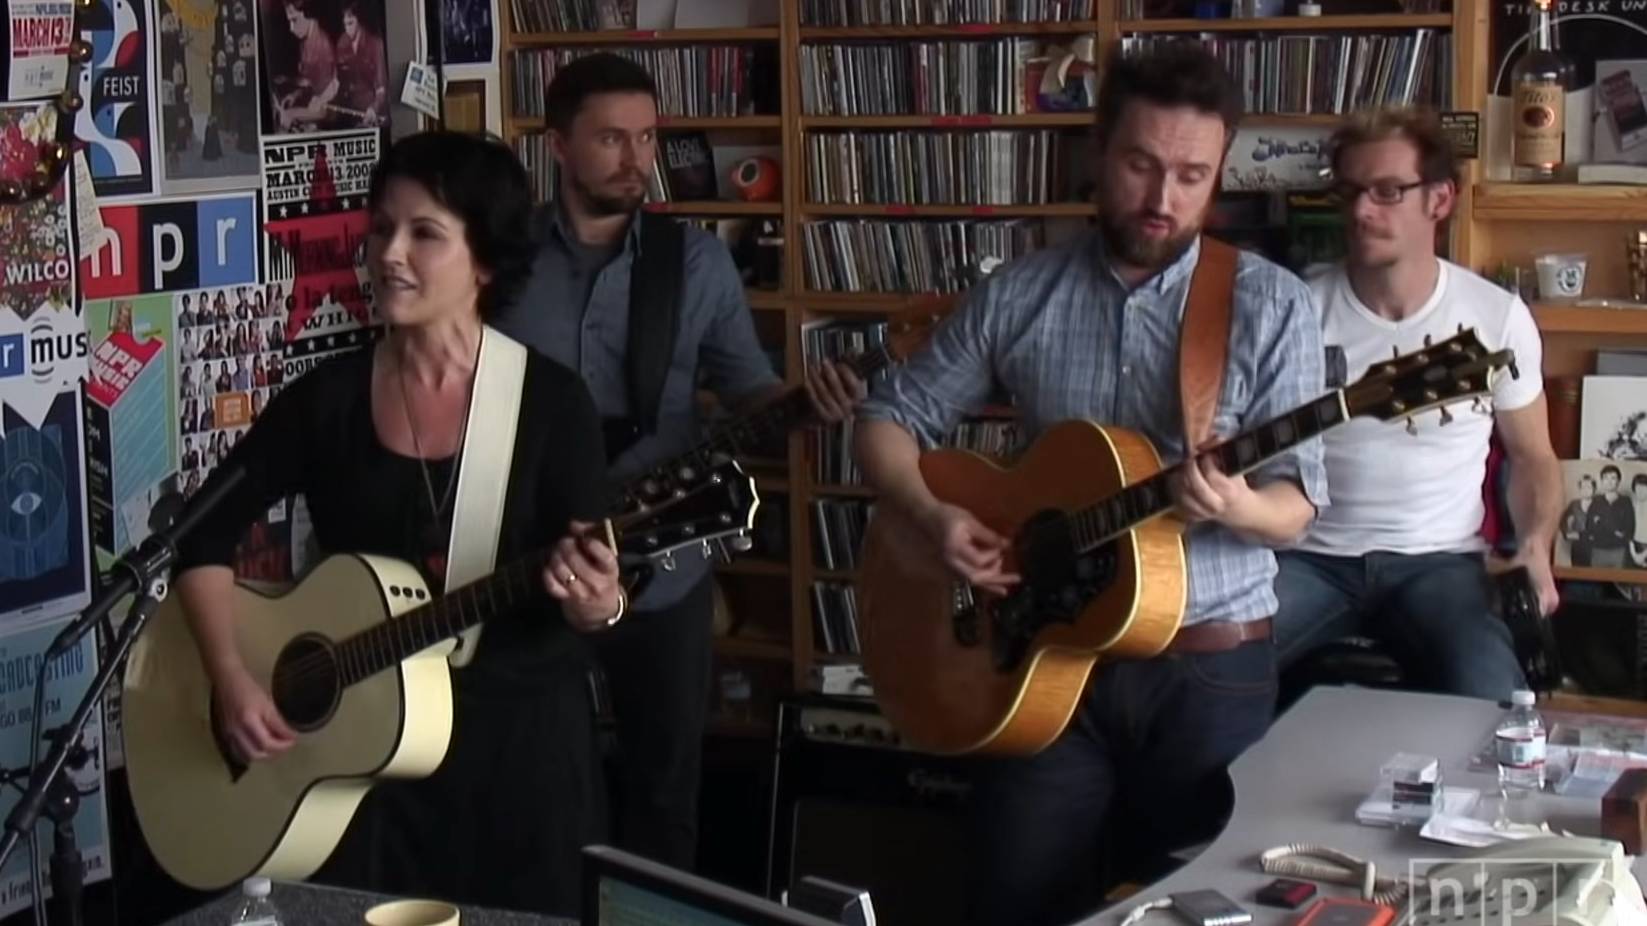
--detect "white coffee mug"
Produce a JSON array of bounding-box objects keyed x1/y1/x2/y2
[
  {"x1": 1535, "y1": 253, "x2": 1588, "y2": 299},
  {"x1": 363, "y1": 899, "x2": 460, "y2": 926}
]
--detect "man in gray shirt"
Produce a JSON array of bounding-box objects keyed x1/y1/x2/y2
[{"x1": 494, "y1": 53, "x2": 863, "y2": 871}]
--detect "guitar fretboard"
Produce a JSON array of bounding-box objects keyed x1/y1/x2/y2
[
  {"x1": 641, "y1": 344, "x2": 896, "y2": 477},
  {"x1": 1068, "y1": 391, "x2": 1347, "y2": 553},
  {"x1": 331, "y1": 552, "x2": 548, "y2": 685}
]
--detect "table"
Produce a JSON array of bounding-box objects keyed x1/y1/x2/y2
[
  {"x1": 160, "y1": 880, "x2": 578, "y2": 926},
  {"x1": 1077, "y1": 686, "x2": 1647, "y2": 924}
]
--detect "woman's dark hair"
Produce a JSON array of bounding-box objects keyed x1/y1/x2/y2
[
  {"x1": 1096, "y1": 41, "x2": 1243, "y2": 148},
  {"x1": 367, "y1": 131, "x2": 536, "y2": 319},
  {"x1": 545, "y1": 52, "x2": 657, "y2": 135}
]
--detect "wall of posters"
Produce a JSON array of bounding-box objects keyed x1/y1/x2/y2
[
  {"x1": 74, "y1": 0, "x2": 159, "y2": 200},
  {"x1": 258, "y1": 0, "x2": 387, "y2": 135},
  {"x1": 155, "y1": 0, "x2": 261, "y2": 193}
]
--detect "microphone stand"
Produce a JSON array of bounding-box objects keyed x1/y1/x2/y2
[{"x1": 0, "y1": 468, "x2": 243, "y2": 926}]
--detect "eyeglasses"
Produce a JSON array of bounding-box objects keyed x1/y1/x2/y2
[{"x1": 1327, "y1": 180, "x2": 1429, "y2": 206}]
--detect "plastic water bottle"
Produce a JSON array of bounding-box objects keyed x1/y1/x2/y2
[
  {"x1": 228, "y1": 877, "x2": 282, "y2": 926},
  {"x1": 1494, "y1": 689, "x2": 1547, "y2": 825}
]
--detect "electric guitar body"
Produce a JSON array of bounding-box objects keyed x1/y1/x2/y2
[{"x1": 859, "y1": 421, "x2": 1186, "y2": 756}]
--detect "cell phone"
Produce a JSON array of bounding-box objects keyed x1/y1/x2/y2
[
  {"x1": 1295, "y1": 898, "x2": 1397, "y2": 926},
  {"x1": 1170, "y1": 889, "x2": 1252, "y2": 926},
  {"x1": 1599, "y1": 69, "x2": 1647, "y2": 152},
  {"x1": 1255, "y1": 877, "x2": 1317, "y2": 909}
]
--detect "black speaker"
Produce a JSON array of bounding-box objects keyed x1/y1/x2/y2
[
  {"x1": 1552, "y1": 596, "x2": 1647, "y2": 698},
  {"x1": 766, "y1": 698, "x2": 979, "y2": 926}
]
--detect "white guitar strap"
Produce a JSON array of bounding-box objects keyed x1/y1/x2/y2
[{"x1": 444, "y1": 325, "x2": 527, "y2": 667}]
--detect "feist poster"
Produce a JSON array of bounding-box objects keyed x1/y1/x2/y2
[
  {"x1": 155, "y1": 0, "x2": 261, "y2": 193},
  {"x1": 74, "y1": 0, "x2": 159, "y2": 200},
  {"x1": 258, "y1": 0, "x2": 388, "y2": 135}
]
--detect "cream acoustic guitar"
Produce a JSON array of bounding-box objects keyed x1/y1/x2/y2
[
  {"x1": 858, "y1": 329, "x2": 1517, "y2": 757},
  {"x1": 121, "y1": 460, "x2": 759, "y2": 891}
]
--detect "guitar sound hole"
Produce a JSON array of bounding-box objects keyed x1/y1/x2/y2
[{"x1": 271, "y1": 633, "x2": 343, "y2": 732}]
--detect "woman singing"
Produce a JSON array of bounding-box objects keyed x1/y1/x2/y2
[{"x1": 172, "y1": 131, "x2": 618, "y2": 914}]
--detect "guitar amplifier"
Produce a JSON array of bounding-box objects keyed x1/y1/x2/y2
[{"x1": 766, "y1": 697, "x2": 980, "y2": 926}]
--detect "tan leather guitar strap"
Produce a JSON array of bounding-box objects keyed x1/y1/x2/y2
[
  {"x1": 1178, "y1": 236, "x2": 1238, "y2": 451},
  {"x1": 445, "y1": 325, "x2": 527, "y2": 667}
]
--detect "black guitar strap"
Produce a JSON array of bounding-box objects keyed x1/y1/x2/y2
[{"x1": 608, "y1": 211, "x2": 684, "y2": 460}]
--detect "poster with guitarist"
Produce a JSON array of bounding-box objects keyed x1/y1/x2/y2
[{"x1": 257, "y1": 0, "x2": 386, "y2": 135}]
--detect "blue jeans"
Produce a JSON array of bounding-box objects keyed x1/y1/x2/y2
[
  {"x1": 967, "y1": 639, "x2": 1276, "y2": 926},
  {"x1": 1274, "y1": 550, "x2": 1524, "y2": 702}
]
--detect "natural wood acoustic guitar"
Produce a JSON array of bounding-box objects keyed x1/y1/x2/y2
[{"x1": 858, "y1": 329, "x2": 1517, "y2": 756}]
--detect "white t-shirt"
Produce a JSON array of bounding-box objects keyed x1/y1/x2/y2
[{"x1": 1295, "y1": 258, "x2": 1544, "y2": 557}]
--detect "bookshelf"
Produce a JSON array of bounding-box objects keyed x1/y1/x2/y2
[{"x1": 505, "y1": 0, "x2": 1647, "y2": 730}]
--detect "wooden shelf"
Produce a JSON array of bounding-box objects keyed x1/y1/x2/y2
[
  {"x1": 513, "y1": 27, "x2": 780, "y2": 46},
  {"x1": 509, "y1": 114, "x2": 780, "y2": 130},
  {"x1": 1242, "y1": 112, "x2": 1353, "y2": 126},
  {"x1": 643, "y1": 201, "x2": 784, "y2": 216},
  {"x1": 801, "y1": 113, "x2": 1093, "y2": 129},
  {"x1": 1554, "y1": 565, "x2": 1647, "y2": 585},
  {"x1": 714, "y1": 636, "x2": 793, "y2": 661},
  {"x1": 1118, "y1": 14, "x2": 1451, "y2": 32},
  {"x1": 1473, "y1": 183, "x2": 1647, "y2": 222},
  {"x1": 800, "y1": 21, "x2": 1098, "y2": 39},
  {"x1": 803, "y1": 202, "x2": 1096, "y2": 217},
  {"x1": 745, "y1": 290, "x2": 788, "y2": 310},
  {"x1": 1531, "y1": 303, "x2": 1647, "y2": 335},
  {"x1": 800, "y1": 292, "x2": 961, "y2": 313},
  {"x1": 754, "y1": 473, "x2": 789, "y2": 493}
]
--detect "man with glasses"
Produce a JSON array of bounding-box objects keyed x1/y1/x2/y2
[{"x1": 1273, "y1": 108, "x2": 1564, "y2": 702}]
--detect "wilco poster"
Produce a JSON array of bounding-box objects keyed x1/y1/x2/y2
[
  {"x1": 155, "y1": 0, "x2": 261, "y2": 193},
  {"x1": 0, "y1": 619, "x2": 110, "y2": 916},
  {"x1": 74, "y1": 0, "x2": 159, "y2": 199},
  {"x1": 4, "y1": 1, "x2": 74, "y2": 101},
  {"x1": 1489, "y1": 0, "x2": 1647, "y2": 175},
  {"x1": 0, "y1": 103, "x2": 75, "y2": 321}
]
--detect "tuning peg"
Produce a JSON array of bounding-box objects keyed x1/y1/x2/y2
[
  {"x1": 660, "y1": 551, "x2": 677, "y2": 573},
  {"x1": 1406, "y1": 417, "x2": 1418, "y2": 436},
  {"x1": 1439, "y1": 406, "x2": 1454, "y2": 426},
  {"x1": 1508, "y1": 358, "x2": 1521, "y2": 380},
  {"x1": 701, "y1": 539, "x2": 714, "y2": 559},
  {"x1": 1392, "y1": 345, "x2": 1402, "y2": 359},
  {"x1": 1471, "y1": 397, "x2": 1486, "y2": 414},
  {"x1": 729, "y1": 533, "x2": 754, "y2": 552},
  {"x1": 1423, "y1": 334, "x2": 1433, "y2": 347}
]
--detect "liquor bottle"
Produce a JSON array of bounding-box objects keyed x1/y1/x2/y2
[{"x1": 1511, "y1": 0, "x2": 1574, "y2": 181}]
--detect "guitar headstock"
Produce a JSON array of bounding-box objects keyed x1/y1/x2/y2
[
  {"x1": 610, "y1": 460, "x2": 761, "y2": 566},
  {"x1": 883, "y1": 295, "x2": 963, "y2": 364},
  {"x1": 1343, "y1": 327, "x2": 1518, "y2": 428}
]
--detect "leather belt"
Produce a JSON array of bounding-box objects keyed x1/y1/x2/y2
[{"x1": 1166, "y1": 617, "x2": 1272, "y2": 654}]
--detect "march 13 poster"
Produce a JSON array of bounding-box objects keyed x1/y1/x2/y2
[{"x1": 74, "y1": 0, "x2": 159, "y2": 199}]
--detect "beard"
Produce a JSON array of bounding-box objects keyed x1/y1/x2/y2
[
  {"x1": 569, "y1": 168, "x2": 647, "y2": 216},
  {"x1": 1099, "y1": 207, "x2": 1200, "y2": 273}
]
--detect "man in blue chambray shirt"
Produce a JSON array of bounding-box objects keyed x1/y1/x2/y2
[
  {"x1": 854, "y1": 44, "x2": 1330, "y2": 926},
  {"x1": 494, "y1": 54, "x2": 865, "y2": 871}
]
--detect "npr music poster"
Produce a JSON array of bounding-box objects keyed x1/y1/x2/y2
[
  {"x1": 74, "y1": 0, "x2": 159, "y2": 199},
  {"x1": 261, "y1": 129, "x2": 375, "y2": 330}
]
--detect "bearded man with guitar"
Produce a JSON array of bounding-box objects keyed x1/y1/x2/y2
[
  {"x1": 493, "y1": 53, "x2": 866, "y2": 873},
  {"x1": 853, "y1": 43, "x2": 1330, "y2": 926}
]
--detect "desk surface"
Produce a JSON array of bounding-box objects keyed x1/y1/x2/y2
[
  {"x1": 1078, "y1": 686, "x2": 1644, "y2": 925},
  {"x1": 161, "y1": 880, "x2": 577, "y2": 926}
]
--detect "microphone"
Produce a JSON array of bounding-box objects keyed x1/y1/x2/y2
[{"x1": 46, "y1": 465, "x2": 246, "y2": 659}]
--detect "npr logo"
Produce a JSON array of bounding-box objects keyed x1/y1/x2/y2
[
  {"x1": 1408, "y1": 858, "x2": 1578, "y2": 926},
  {"x1": 79, "y1": 194, "x2": 259, "y2": 299}
]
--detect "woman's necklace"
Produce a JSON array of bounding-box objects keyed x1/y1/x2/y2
[{"x1": 396, "y1": 351, "x2": 471, "y2": 525}]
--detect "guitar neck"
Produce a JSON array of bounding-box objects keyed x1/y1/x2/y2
[
  {"x1": 333, "y1": 552, "x2": 548, "y2": 684},
  {"x1": 1067, "y1": 390, "x2": 1349, "y2": 555},
  {"x1": 653, "y1": 343, "x2": 896, "y2": 474}
]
